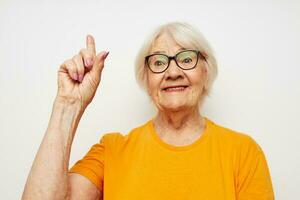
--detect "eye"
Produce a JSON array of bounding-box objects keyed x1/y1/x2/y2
[
  {"x1": 183, "y1": 58, "x2": 192, "y2": 63},
  {"x1": 154, "y1": 60, "x2": 164, "y2": 66}
]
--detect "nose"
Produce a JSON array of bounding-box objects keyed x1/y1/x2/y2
[{"x1": 164, "y1": 59, "x2": 184, "y2": 80}]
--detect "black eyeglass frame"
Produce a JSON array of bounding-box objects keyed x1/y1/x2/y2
[{"x1": 145, "y1": 50, "x2": 206, "y2": 74}]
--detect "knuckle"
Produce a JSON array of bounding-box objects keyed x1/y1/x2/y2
[
  {"x1": 80, "y1": 49, "x2": 91, "y2": 58},
  {"x1": 72, "y1": 54, "x2": 83, "y2": 64},
  {"x1": 65, "y1": 60, "x2": 76, "y2": 71},
  {"x1": 62, "y1": 59, "x2": 70, "y2": 66},
  {"x1": 60, "y1": 60, "x2": 69, "y2": 70},
  {"x1": 72, "y1": 54, "x2": 80, "y2": 60},
  {"x1": 74, "y1": 55, "x2": 85, "y2": 70},
  {"x1": 77, "y1": 65, "x2": 85, "y2": 74},
  {"x1": 79, "y1": 48, "x2": 86, "y2": 54}
]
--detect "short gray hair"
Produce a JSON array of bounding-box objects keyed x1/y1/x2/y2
[{"x1": 134, "y1": 22, "x2": 218, "y2": 97}]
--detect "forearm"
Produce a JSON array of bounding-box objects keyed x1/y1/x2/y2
[{"x1": 22, "y1": 98, "x2": 84, "y2": 200}]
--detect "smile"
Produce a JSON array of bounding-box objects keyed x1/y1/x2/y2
[{"x1": 162, "y1": 86, "x2": 189, "y2": 92}]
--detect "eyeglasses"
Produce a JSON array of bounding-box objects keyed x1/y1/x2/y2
[{"x1": 145, "y1": 50, "x2": 206, "y2": 73}]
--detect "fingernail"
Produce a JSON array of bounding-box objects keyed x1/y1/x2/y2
[
  {"x1": 103, "y1": 51, "x2": 110, "y2": 59},
  {"x1": 73, "y1": 73, "x2": 78, "y2": 81},
  {"x1": 85, "y1": 58, "x2": 92, "y2": 67},
  {"x1": 78, "y1": 74, "x2": 83, "y2": 82}
]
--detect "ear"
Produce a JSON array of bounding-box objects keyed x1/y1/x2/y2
[
  {"x1": 145, "y1": 71, "x2": 152, "y2": 96},
  {"x1": 202, "y1": 61, "x2": 208, "y2": 73},
  {"x1": 202, "y1": 63, "x2": 209, "y2": 90}
]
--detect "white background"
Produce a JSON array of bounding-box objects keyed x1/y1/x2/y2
[{"x1": 0, "y1": 0, "x2": 299, "y2": 199}]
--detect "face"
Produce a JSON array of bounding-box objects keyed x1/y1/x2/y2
[{"x1": 146, "y1": 32, "x2": 208, "y2": 112}]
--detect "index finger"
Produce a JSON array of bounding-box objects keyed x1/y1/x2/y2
[{"x1": 86, "y1": 34, "x2": 96, "y2": 54}]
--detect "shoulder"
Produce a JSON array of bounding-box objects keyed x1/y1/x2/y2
[
  {"x1": 207, "y1": 118, "x2": 263, "y2": 154},
  {"x1": 99, "y1": 121, "x2": 150, "y2": 147}
]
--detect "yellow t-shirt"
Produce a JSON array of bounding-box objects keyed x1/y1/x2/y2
[{"x1": 70, "y1": 117, "x2": 274, "y2": 199}]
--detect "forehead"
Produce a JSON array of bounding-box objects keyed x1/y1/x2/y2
[{"x1": 150, "y1": 32, "x2": 184, "y2": 54}]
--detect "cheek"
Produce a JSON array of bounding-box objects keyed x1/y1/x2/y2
[
  {"x1": 189, "y1": 68, "x2": 207, "y2": 94},
  {"x1": 146, "y1": 71, "x2": 161, "y2": 96}
]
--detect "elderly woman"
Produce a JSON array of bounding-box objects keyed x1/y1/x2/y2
[{"x1": 22, "y1": 22, "x2": 274, "y2": 200}]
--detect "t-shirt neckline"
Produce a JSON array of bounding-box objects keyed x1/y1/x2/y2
[{"x1": 147, "y1": 117, "x2": 212, "y2": 152}]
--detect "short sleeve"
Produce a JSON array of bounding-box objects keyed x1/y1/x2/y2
[
  {"x1": 236, "y1": 136, "x2": 275, "y2": 200},
  {"x1": 69, "y1": 135, "x2": 106, "y2": 191}
]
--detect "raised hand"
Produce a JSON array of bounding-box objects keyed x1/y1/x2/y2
[{"x1": 56, "y1": 35, "x2": 109, "y2": 109}]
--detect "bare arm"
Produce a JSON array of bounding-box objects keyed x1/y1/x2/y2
[
  {"x1": 22, "y1": 98, "x2": 84, "y2": 199},
  {"x1": 22, "y1": 36, "x2": 109, "y2": 200},
  {"x1": 68, "y1": 173, "x2": 102, "y2": 200}
]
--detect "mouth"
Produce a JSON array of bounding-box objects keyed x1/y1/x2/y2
[{"x1": 162, "y1": 85, "x2": 189, "y2": 92}]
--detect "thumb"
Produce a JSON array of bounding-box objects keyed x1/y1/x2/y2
[{"x1": 90, "y1": 51, "x2": 109, "y2": 81}]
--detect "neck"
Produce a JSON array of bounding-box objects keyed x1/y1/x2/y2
[{"x1": 153, "y1": 106, "x2": 205, "y2": 135}]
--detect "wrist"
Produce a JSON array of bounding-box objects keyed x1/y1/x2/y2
[
  {"x1": 54, "y1": 95, "x2": 86, "y2": 112},
  {"x1": 48, "y1": 97, "x2": 85, "y2": 134}
]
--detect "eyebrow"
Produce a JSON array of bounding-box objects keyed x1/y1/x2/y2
[{"x1": 151, "y1": 47, "x2": 186, "y2": 54}]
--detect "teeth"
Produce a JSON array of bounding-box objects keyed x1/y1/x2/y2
[{"x1": 165, "y1": 86, "x2": 186, "y2": 91}]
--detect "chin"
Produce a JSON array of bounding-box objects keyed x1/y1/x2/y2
[
  {"x1": 153, "y1": 94, "x2": 198, "y2": 112},
  {"x1": 159, "y1": 100, "x2": 190, "y2": 112}
]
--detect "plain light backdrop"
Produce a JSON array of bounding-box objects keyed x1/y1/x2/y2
[{"x1": 0, "y1": 0, "x2": 299, "y2": 199}]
